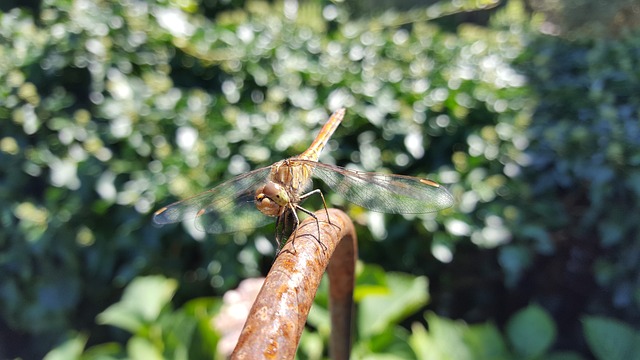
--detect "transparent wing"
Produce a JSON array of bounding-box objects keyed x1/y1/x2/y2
[
  {"x1": 153, "y1": 166, "x2": 274, "y2": 233},
  {"x1": 299, "y1": 160, "x2": 454, "y2": 214}
]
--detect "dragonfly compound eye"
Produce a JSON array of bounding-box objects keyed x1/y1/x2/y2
[
  {"x1": 255, "y1": 184, "x2": 287, "y2": 217},
  {"x1": 261, "y1": 182, "x2": 289, "y2": 206}
]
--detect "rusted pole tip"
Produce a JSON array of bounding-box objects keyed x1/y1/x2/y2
[{"x1": 232, "y1": 208, "x2": 357, "y2": 360}]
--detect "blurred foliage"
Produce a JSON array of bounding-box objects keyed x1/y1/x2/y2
[
  {"x1": 409, "y1": 306, "x2": 640, "y2": 360},
  {"x1": 44, "y1": 275, "x2": 220, "y2": 360},
  {"x1": 582, "y1": 316, "x2": 640, "y2": 360},
  {"x1": 527, "y1": 0, "x2": 640, "y2": 38},
  {"x1": 47, "y1": 272, "x2": 640, "y2": 360},
  {"x1": 1, "y1": 0, "x2": 640, "y2": 358},
  {"x1": 509, "y1": 29, "x2": 640, "y2": 337}
]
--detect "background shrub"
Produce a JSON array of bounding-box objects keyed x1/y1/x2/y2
[
  {"x1": 1, "y1": 0, "x2": 639, "y2": 358},
  {"x1": 509, "y1": 31, "x2": 640, "y2": 336}
]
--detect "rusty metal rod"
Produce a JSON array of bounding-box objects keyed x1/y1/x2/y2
[
  {"x1": 327, "y1": 215, "x2": 357, "y2": 360},
  {"x1": 231, "y1": 208, "x2": 357, "y2": 360}
]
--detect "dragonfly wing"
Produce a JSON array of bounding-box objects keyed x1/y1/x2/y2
[
  {"x1": 153, "y1": 167, "x2": 274, "y2": 233},
  {"x1": 307, "y1": 161, "x2": 454, "y2": 214}
]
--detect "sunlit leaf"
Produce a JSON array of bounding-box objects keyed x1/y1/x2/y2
[
  {"x1": 97, "y1": 276, "x2": 178, "y2": 333},
  {"x1": 43, "y1": 334, "x2": 87, "y2": 360},
  {"x1": 358, "y1": 272, "x2": 429, "y2": 338},
  {"x1": 127, "y1": 337, "x2": 164, "y2": 360}
]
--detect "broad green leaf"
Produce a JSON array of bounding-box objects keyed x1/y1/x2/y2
[
  {"x1": 159, "y1": 310, "x2": 196, "y2": 360},
  {"x1": 127, "y1": 337, "x2": 163, "y2": 360},
  {"x1": 358, "y1": 272, "x2": 429, "y2": 338},
  {"x1": 97, "y1": 276, "x2": 178, "y2": 333},
  {"x1": 43, "y1": 333, "x2": 87, "y2": 360},
  {"x1": 182, "y1": 297, "x2": 222, "y2": 356},
  {"x1": 353, "y1": 326, "x2": 414, "y2": 360},
  {"x1": 424, "y1": 312, "x2": 472, "y2": 360},
  {"x1": 354, "y1": 262, "x2": 390, "y2": 301},
  {"x1": 506, "y1": 304, "x2": 556, "y2": 359},
  {"x1": 410, "y1": 318, "x2": 473, "y2": 360},
  {"x1": 96, "y1": 305, "x2": 146, "y2": 334},
  {"x1": 583, "y1": 316, "x2": 640, "y2": 360},
  {"x1": 307, "y1": 299, "x2": 331, "y2": 334},
  {"x1": 298, "y1": 330, "x2": 324, "y2": 360},
  {"x1": 82, "y1": 342, "x2": 124, "y2": 359},
  {"x1": 409, "y1": 322, "x2": 439, "y2": 360},
  {"x1": 463, "y1": 322, "x2": 509, "y2": 360},
  {"x1": 410, "y1": 313, "x2": 482, "y2": 360}
]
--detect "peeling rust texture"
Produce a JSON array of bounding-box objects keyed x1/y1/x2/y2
[{"x1": 232, "y1": 208, "x2": 357, "y2": 360}]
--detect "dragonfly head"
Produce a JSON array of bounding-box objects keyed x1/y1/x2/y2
[{"x1": 255, "y1": 182, "x2": 290, "y2": 217}]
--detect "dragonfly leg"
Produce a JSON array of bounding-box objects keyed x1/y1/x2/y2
[
  {"x1": 275, "y1": 210, "x2": 297, "y2": 256},
  {"x1": 274, "y1": 214, "x2": 284, "y2": 256},
  {"x1": 294, "y1": 204, "x2": 327, "y2": 252},
  {"x1": 286, "y1": 205, "x2": 301, "y2": 254},
  {"x1": 299, "y1": 189, "x2": 333, "y2": 227}
]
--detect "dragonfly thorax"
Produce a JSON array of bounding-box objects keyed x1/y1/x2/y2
[{"x1": 255, "y1": 181, "x2": 290, "y2": 217}]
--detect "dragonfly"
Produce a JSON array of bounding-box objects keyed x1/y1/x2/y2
[{"x1": 153, "y1": 108, "x2": 454, "y2": 251}]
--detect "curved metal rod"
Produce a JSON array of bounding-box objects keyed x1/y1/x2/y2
[{"x1": 232, "y1": 208, "x2": 357, "y2": 360}]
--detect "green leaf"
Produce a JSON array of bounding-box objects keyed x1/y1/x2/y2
[
  {"x1": 464, "y1": 322, "x2": 510, "y2": 360},
  {"x1": 358, "y1": 271, "x2": 429, "y2": 338},
  {"x1": 298, "y1": 330, "x2": 325, "y2": 360},
  {"x1": 425, "y1": 312, "x2": 472, "y2": 360},
  {"x1": 181, "y1": 297, "x2": 222, "y2": 356},
  {"x1": 354, "y1": 262, "x2": 390, "y2": 301},
  {"x1": 307, "y1": 299, "x2": 331, "y2": 335},
  {"x1": 82, "y1": 342, "x2": 124, "y2": 358},
  {"x1": 159, "y1": 310, "x2": 196, "y2": 360},
  {"x1": 409, "y1": 313, "x2": 479, "y2": 360},
  {"x1": 506, "y1": 304, "x2": 556, "y2": 359},
  {"x1": 409, "y1": 322, "x2": 434, "y2": 360},
  {"x1": 97, "y1": 276, "x2": 178, "y2": 333},
  {"x1": 353, "y1": 325, "x2": 413, "y2": 360},
  {"x1": 96, "y1": 306, "x2": 146, "y2": 335},
  {"x1": 583, "y1": 316, "x2": 640, "y2": 360},
  {"x1": 43, "y1": 333, "x2": 87, "y2": 360},
  {"x1": 127, "y1": 337, "x2": 163, "y2": 360}
]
